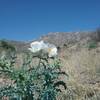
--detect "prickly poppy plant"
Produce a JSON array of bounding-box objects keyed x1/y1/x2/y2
[{"x1": 0, "y1": 40, "x2": 68, "y2": 100}]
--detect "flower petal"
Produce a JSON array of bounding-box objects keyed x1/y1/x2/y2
[{"x1": 29, "y1": 40, "x2": 58, "y2": 57}]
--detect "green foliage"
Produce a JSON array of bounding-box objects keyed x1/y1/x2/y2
[
  {"x1": 0, "y1": 50, "x2": 67, "y2": 100},
  {"x1": 94, "y1": 27, "x2": 100, "y2": 42},
  {"x1": 0, "y1": 40, "x2": 16, "y2": 51},
  {"x1": 87, "y1": 41, "x2": 97, "y2": 50}
]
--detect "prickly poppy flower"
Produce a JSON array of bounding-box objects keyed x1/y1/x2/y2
[{"x1": 29, "y1": 40, "x2": 57, "y2": 57}]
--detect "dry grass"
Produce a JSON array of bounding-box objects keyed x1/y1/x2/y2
[
  {"x1": 58, "y1": 42, "x2": 100, "y2": 99},
  {"x1": 0, "y1": 36, "x2": 100, "y2": 99}
]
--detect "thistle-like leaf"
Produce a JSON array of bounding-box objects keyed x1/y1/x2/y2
[{"x1": 53, "y1": 81, "x2": 67, "y2": 90}]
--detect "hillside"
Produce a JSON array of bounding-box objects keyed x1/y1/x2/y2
[
  {"x1": 0, "y1": 31, "x2": 99, "y2": 51},
  {"x1": 0, "y1": 31, "x2": 100, "y2": 99}
]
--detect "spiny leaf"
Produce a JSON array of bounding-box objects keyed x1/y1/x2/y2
[{"x1": 54, "y1": 81, "x2": 67, "y2": 90}]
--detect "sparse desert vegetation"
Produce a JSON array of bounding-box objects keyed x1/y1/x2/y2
[{"x1": 0, "y1": 31, "x2": 100, "y2": 100}]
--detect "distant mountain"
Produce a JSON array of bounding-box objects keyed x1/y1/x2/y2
[
  {"x1": 0, "y1": 31, "x2": 99, "y2": 52},
  {"x1": 40, "y1": 32, "x2": 91, "y2": 46}
]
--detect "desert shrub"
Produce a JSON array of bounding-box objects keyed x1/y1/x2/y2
[
  {"x1": 95, "y1": 27, "x2": 100, "y2": 42},
  {"x1": 0, "y1": 40, "x2": 16, "y2": 51},
  {"x1": 0, "y1": 49, "x2": 67, "y2": 100},
  {"x1": 0, "y1": 40, "x2": 16, "y2": 59},
  {"x1": 89, "y1": 28, "x2": 100, "y2": 42},
  {"x1": 87, "y1": 41, "x2": 97, "y2": 50}
]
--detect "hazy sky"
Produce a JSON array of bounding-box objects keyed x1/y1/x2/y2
[{"x1": 0, "y1": 0, "x2": 100, "y2": 41}]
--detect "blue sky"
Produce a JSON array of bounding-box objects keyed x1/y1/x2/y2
[{"x1": 0, "y1": 0, "x2": 100, "y2": 41}]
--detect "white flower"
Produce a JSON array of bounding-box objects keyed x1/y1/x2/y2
[
  {"x1": 47, "y1": 47, "x2": 57, "y2": 57},
  {"x1": 28, "y1": 40, "x2": 57, "y2": 57},
  {"x1": 28, "y1": 40, "x2": 45, "y2": 53}
]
